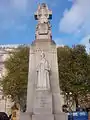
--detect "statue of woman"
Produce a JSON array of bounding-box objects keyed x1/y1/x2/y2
[{"x1": 36, "y1": 52, "x2": 50, "y2": 90}]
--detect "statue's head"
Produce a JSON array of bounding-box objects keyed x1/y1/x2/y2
[{"x1": 41, "y1": 51, "x2": 45, "y2": 58}]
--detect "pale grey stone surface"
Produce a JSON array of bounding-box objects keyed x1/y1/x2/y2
[
  {"x1": 20, "y1": 112, "x2": 32, "y2": 120},
  {"x1": 32, "y1": 114, "x2": 54, "y2": 120},
  {"x1": 27, "y1": 40, "x2": 64, "y2": 113},
  {"x1": 21, "y1": 3, "x2": 67, "y2": 120},
  {"x1": 54, "y1": 113, "x2": 68, "y2": 120},
  {"x1": 52, "y1": 93, "x2": 63, "y2": 114},
  {"x1": 33, "y1": 91, "x2": 52, "y2": 114},
  {"x1": 35, "y1": 3, "x2": 52, "y2": 40},
  {"x1": 36, "y1": 52, "x2": 50, "y2": 90}
]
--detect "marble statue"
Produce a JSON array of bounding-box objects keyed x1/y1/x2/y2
[{"x1": 36, "y1": 52, "x2": 50, "y2": 90}]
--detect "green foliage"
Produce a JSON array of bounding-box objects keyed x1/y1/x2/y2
[
  {"x1": 1, "y1": 45, "x2": 29, "y2": 109},
  {"x1": 57, "y1": 45, "x2": 90, "y2": 108},
  {"x1": 1, "y1": 44, "x2": 90, "y2": 110},
  {"x1": 57, "y1": 46, "x2": 72, "y2": 93}
]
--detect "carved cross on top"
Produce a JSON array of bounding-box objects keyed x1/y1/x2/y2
[{"x1": 34, "y1": 3, "x2": 52, "y2": 24}]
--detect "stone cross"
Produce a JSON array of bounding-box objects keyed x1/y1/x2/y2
[
  {"x1": 34, "y1": 3, "x2": 52, "y2": 39},
  {"x1": 34, "y1": 3, "x2": 52, "y2": 24}
]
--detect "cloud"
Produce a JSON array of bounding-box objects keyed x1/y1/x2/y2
[
  {"x1": 0, "y1": 0, "x2": 54, "y2": 44},
  {"x1": 80, "y1": 35, "x2": 90, "y2": 53},
  {"x1": 0, "y1": 0, "x2": 31, "y2": 15},
  {"x1": 0, "y1": 0, "x2": 33, "y2": 30},
  {"x1": 11, "y1": 0, "x2": 28, "y2": 11},
  {"x1": 54, "y1": 38, "x2": 64, "y2": 46},
  {"x1": 59, "y1": 0, "x2": 90, "y2": 36},
  {"x1": 0, "y1": 0, "x2": 46, "y2": 35},
  {"x1": 0, "y1": 0, "x2": 51, "y2": 31}
]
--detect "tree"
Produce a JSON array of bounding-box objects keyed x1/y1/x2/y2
[
  {"x1": 1, "y1": 44, "x2": 90, "y2": 111},
  {"x1": 57, "y1": 45, "x2": 90, "y2": 110},
  {"x1": 1, "y1": 45, "x2": 29, "y2": 110}
]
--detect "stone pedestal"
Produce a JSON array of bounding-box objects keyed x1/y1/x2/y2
[
  {"x1": 20, "y1": 113, "x2": 68, "y2": 120},
  {"x1": 20, "y1": 112, "x2": 32, "y2": 120},
  {"x1": 54, "y1": 113, "x2": 68, "y2": 120},
  {"x1": 32, "y1": 114, "x2": 54, "y2": 120},
  {"x1": 20, "y1": 39, "x2": 68, "y2": 120},
  {"x1": 33, "y1": 91, "x2": 52, "y2": 114},
  {"x1": 27, "y1": 40, "x2": 64, "y2": 113}
]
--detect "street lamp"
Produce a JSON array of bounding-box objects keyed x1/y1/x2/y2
[{"x1": 65, "y1": 92, "x2": 73, "y2": 111}]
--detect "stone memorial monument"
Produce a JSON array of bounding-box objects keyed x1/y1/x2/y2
[{"x1": 20, "y1": 3, "x2": 67, "y2": 120}]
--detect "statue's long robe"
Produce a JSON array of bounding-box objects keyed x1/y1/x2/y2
[{"x1": 36, "y1": 58, "x2": 50, "y2": 90}]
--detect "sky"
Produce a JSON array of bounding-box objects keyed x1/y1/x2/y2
[{"x1": 0, "y1": 0, "x2": 90, "y2": 51}]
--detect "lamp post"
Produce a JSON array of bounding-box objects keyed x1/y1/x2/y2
[
  {"x1": 5, "y1": 96, "x2": 7, "y2": 113},
  {"x1": 65, "y1": 92, "x2": 73, "y2": 111}
]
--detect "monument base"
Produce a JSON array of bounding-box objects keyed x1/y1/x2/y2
[
  {"x1": 20, "y1": 112, "x2": 68, "y2": 120},
  {"x1": 20, "y1": 112, "x2": 32, "y2": 120},
  {"x1": 33, "y1": 90, "x2": 52, "y2": 114},
  {"x1": 54, "y1": 113, "x2": 68, "y2": 120},
  {"x1": 32, "y1": 114, "x2": 54, "y2": 120},
  {"x1": 32, "y1": 113, "x2": 68, "y2": 120}
]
